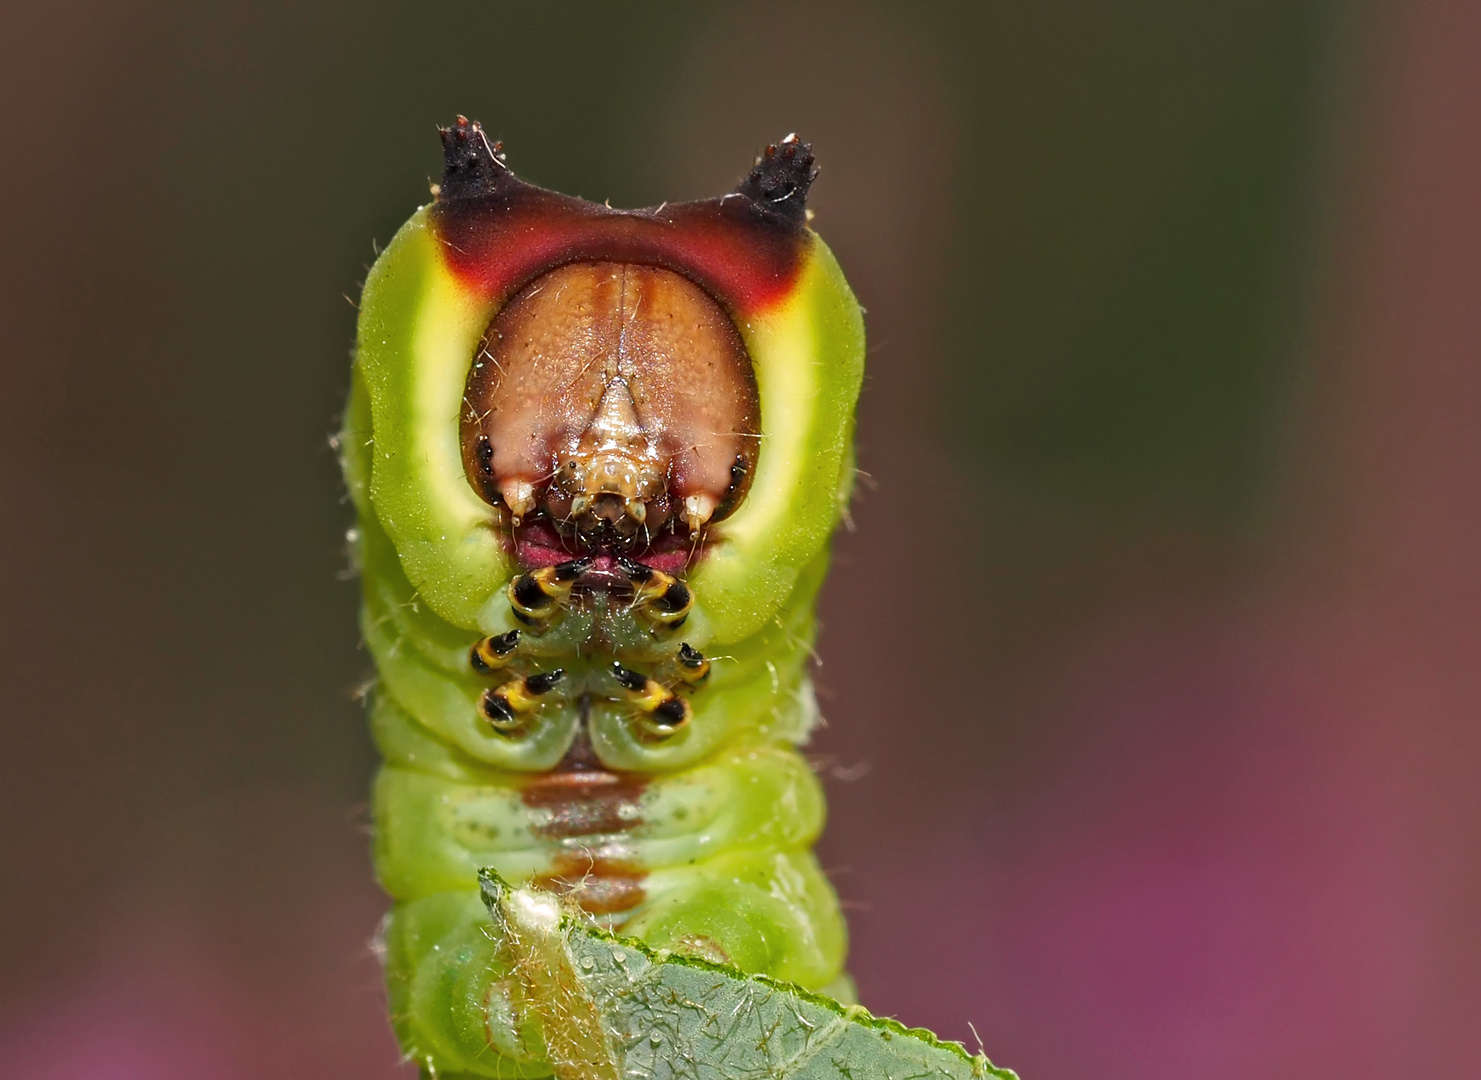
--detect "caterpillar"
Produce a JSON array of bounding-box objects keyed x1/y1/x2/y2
[{"x1": 340, "y1": 117, "x2": 865, "y2": 1077}]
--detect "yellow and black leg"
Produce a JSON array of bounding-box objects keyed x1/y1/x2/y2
[
  {"x1": 507, "y1": 557, "x2": 592, "y2": 630},
  {"x1": 469, "y1": 629, "x2": 520, "y2": 674},
  {"x1": 652, "y1": 642, "x2": 710, "y2": 687},
  {"x1": 610, "y1": 662, "x2": 691, "y2": 737},
  {"x1": 616, "y1": 556, "x2": 693, "y2": 630},
  {"x1": 479, "y1": 669, "x2": 566, "y2": 732}
]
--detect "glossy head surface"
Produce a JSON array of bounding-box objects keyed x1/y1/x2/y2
[{"x1": 460, "y1": 261, "x2": 760, "y2": 561}]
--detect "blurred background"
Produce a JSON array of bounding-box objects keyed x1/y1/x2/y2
[{"x1": 2, "y1": 1, "x2": 1477, "y2": 1076}]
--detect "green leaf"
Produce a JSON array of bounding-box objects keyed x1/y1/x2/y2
[{"x1": 480, "y1": 870, "x2": 1018, "y2": 1080}]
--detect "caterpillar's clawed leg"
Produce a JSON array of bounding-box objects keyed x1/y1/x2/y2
[
  {"x1": 671, "y1": 642, "x2": 710, "y2": 686},
  {"x1": 480, "y1": 669, "x2": 565, "y2": 732},
  {"x1": 616, "y1": 556, "x2": 692, "y2": 629},
  {"x1": 611, "y1": 662, "x2": 692, "y2": 736},
  {"x1": 647, "y1": 642, "x2": 710, "y2": 687},
  {"x1": 469, "y1": 628, "x2": 520, "y2": 673},
  {"x1": 508, "y1": 557, "x2": 592, "y2": 629}
]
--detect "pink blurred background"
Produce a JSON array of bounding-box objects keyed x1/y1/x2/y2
[{"x1": 2, "y1": 1, "x2": 1477, "y2": 1077}]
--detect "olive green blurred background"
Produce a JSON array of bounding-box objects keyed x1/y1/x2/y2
[{"x1": 5, "y1": 2, "x2": 1479, "y2": 1078}]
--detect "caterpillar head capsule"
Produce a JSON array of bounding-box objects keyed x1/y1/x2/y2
[
  {"x1": 349, "y1": 115, "x2": 864, "y2": 647},
  {"x1": 460, "y1": 261, "x2": 761, "y2": 571}
]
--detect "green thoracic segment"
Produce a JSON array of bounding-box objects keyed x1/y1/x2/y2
[{"x1": 345, "y1": 132, "x2": 866, "y2": 1077}]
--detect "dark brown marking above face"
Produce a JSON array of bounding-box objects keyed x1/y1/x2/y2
[
  {"x1": 461, "y1": 261, "x2": 761, "y2": 558},
  {"x1": 431, "y1": 118, "x2": 816, "y2": 315}
]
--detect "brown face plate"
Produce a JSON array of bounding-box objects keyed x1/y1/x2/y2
[
  {"x1": 437, "y1": 117, "x2": 818, "y2": 571},
  {"x1": 460, "y1": 261, "x2": 761, "y2": 560}
]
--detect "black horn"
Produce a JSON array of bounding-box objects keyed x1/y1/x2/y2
[
  {"x1": 437, "y1": 115, "x2": 512, "y2": 201},
  {"x1": 735, "y1": 134, "x2": 817, "y2": 225}
]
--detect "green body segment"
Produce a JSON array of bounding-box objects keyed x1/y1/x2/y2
[{"x1": 344, "y1": 188, "x2": 864, "y2": 1076}]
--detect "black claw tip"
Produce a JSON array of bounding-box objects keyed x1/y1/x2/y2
[
  {"x1": 526, "y1": 669, "x2": 565, "y2": 695},
  {"x1": 492, "y1": 629, "x2": 521, "y2": 652},
  {"x1": 554, "y1": 557, "x2": 594, "y2": 581},
  {"x1": 438, "y1": 116, "x2": 512, "y2": 201},
  {"x1": 735, "y1": 133, "x2": 817, "y2": 225},
  {"x1": 678, "y1": 643, "x2": 704, "y2": 667},
  {"x1": 611, "y1": 662, "x2": 648, "y2": 693},
  {"x1": 616, "y1": 556, "x2": 654, "y2": 583}
]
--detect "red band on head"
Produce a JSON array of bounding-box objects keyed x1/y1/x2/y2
[{"x1": 430, "y1": 186, "x2": 809, "y2": 317}]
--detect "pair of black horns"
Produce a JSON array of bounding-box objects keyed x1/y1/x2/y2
[{"x1": 436, "y1": 116, "x2": 817, "y2": 225}]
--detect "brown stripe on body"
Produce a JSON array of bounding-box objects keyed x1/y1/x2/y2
[
  {"x1": 532, "y1": 852, "x2": 646, "y2": 917},
  {"x1": 521, "y1": 736, "x2": 648, "y2": 916},
  {"x1": 520, "y1": 767, "x2": 647, "y2": 839}
]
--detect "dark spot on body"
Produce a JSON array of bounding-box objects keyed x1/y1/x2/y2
[
  {"x1": 511, "y1": 575, "x2": 545, "y2": 609},
  {"x1": 652, "y1": 697, "x2": 688, "y2": 728},
  {"x1": 657, "y1": 581, "x2": 690, "y2": 613},
  {"x1": 479, "y1": 690, "x2": 515, "y2": 726}
]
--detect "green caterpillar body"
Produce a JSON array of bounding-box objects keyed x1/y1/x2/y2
[{"x1": 342, "y1": 119, "x2": 865, "y2": 1077}]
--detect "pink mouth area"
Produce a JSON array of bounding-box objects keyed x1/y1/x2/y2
[{"x1": 513, "y1": 521, "x2": 699, "y2": 577}]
